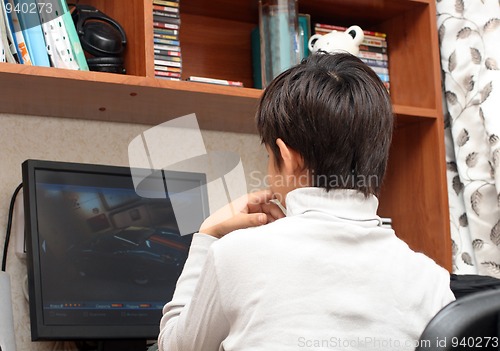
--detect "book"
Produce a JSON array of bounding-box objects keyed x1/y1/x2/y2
[
  {"x1": 153, "y1": 52, "x2": 181, "y2": 61},
  {"x1": 153, "y1": 14, "x2": 180, "y2": 25},
  {"x1": 154, "y1": 21, "x2": 179, "y2": 30},
  {"x1": 0, "y1": 1, "x2": 8, "y2": 62},
  {"x1": 154, "y1": 33, "x2": 178, "y2": 41},
  {"x1": 358, "y1": 44, "x2": 387, "y2": 54},
  {"x1": 154, "y1": 65, "x2": 181, "y2": 73},
  {"x1": 154, "y1": 43, "x2": 180, "y2": 52},
  {"x1": 153, "y1": 0, "x2": 179, "y2": 7},
  {"x1": 153, "y1": 37, "x2": 180, "y2": 46},
  {"x1": 156, "y1": 76, "x2": 181, "y2": 81},
  {"x1": 155, "y1": 70, "x2": 181, "y2": 78},
  {"x1": 153, "y1": 5, "x2": 179, "y2": 13},
  {"x1": 154, "y1": 11, "x2": 179, "y2": 17},
  {"x1": 153, "y1": 47, "x2": 180, "y2": 57},
  {"x1": 3, "y1": 0, "x2": 31, "y2": 64},
  {"x1": 12, "y1": 0, "x2": 50, "y2": 66},
  {"x1": 362, "y1": 36, "x2": 387, "y2": 48},
  {"x1": 0, "y1": 33, "x2": 4, "y2": 62},
  {"x1": 37, "y1": 0, "x2": 80, "y2": 69},
  {"x1": 376, "y1": 73, "x2": 390, "y2": 82},
  {"x1": 154, "y1": 28, "x2": 179, "y2": 36},
  {"x1": 357, "y1": 51, "x2": 388, "y2": 61},
  {"x1": 187, "y1": 76, "x2": 243, "y2": 87},
  {"x1": 0, "y1": 0, "x2": 20, "y2": 63},
  {"x1": 57, "y1": 0, "x2": 89, "y2": 70},
  {"x1": 154, "y1": 58, "x2": 181, "y2": 67},
  {"x1": 366, "y1": 65, "x2": 389, "y2": 75},
  {"x1": 359, "y1": 57, "x2": 388, "y2": 68}
]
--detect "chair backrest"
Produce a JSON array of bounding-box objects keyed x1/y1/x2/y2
[
  {"x1": 450, "y1": 273, "x2": 500, "y2": 299},
  {"x1": 416, "y1": 289, "x2": 500, "y2": 350}
]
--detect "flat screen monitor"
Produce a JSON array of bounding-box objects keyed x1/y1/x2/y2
[{"x1": 22, "y1": 159, "x2": 209, "y2": 348}]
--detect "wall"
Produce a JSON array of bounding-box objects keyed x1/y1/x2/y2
[{"x1": 0, "y1": 113, "x2": 267, "y2": 351}]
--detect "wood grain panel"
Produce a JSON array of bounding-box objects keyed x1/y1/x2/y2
[
  {"x1": 379, "y1": 119, "x2": 451, "y2": 270},
  {"x1": 180, "y1": 14, "x2": 256, "y2": 88},
  {"x1": 0, "y1": 65, "x2": 261, "y2": 133},
  {"x1": 379, "y1": 4, "x2": 438, "y2": 109}
]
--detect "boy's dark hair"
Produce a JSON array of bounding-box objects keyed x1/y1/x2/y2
[{"x1": 256, "y1": 52, "x2": 393, "y2": 197}]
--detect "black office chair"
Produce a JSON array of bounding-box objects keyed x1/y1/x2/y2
[
  {"x1": 416, "y1": 288, "x2": 500, "y2": 350},
  {"x1": 450, "y1": 274, "x2": 500, "y2": 299}
]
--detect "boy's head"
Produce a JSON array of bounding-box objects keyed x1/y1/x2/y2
[{"x1": 256, "y1": 52, "x2": 393, "y2": 199}]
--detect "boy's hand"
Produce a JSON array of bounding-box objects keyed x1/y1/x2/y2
[{"x1": 199, "y1": 190, "x2": 285, "y2": 238}]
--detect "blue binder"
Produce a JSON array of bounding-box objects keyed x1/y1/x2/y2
[{"x1": 13, "y1": 0, "x2": 50, "y2": 66}]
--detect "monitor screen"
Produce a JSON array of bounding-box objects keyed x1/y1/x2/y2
[{"x1": 22, "y1": 159, "x2": 209, "y2": 344}]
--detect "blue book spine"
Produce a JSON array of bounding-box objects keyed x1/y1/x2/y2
[{"x1": 13, "y1": 0, "x2": 50, "y2": 66}]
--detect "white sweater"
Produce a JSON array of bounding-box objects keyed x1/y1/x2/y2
[{"x1": 158, "y1": 188, "x2": 455, "y2": 351}]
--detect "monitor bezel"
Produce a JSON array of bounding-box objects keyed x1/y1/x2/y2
[{"x1": 22, "y1": 159, "x2": 209, "y2": 341}]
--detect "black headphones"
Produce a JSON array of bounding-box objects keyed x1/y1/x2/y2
[{"x1": 71, "y1": 4, "x2": 127, "y2": 74}]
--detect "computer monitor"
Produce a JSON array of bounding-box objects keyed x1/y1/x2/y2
[{"x1": 22, "y1": 159, "x2": 209, "y2": 350}]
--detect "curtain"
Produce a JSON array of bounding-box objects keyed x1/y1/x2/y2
[{"x1": 436, "y1": 0, "x2": 500, "y2": 277}]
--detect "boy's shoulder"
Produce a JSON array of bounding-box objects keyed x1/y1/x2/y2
[{"x1": 212, "y1": 217, "x2": 293, "y2": 254}]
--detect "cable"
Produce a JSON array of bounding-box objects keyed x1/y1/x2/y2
[{"x1": 2, "y1": 183, "x2": 23, "y2": 272}]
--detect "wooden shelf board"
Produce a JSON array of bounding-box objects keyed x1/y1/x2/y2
[
  {"x1": 0, "y1": 65, "x2": 262, "y2": 133},
  {"x1": 0, "y1": 64, "x2": 442, "y2": 134},
  {"x1": 393, "y1": 105, "x2": 439, "y2": 122}
]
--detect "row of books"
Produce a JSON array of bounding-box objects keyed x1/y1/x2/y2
[
  {"x1": 153, "y1": 0, "x2": 182, "y2": 80},
  {"x1": 313, "y1": 23, "x2": 390, "y2": 92},
  {"x1": 0, "y1": 0, "x2": 88, "y2": 70},
  {"x1": 250, "y1": 17, "x2": 390, "y2": 91}
]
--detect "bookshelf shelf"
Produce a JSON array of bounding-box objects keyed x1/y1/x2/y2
[
  {"x1": 0, "y1": 64, "x2": 261, "y2": 132},
  {"x1": 0, "y1": 0, "x2": 451, "y2": 269}
]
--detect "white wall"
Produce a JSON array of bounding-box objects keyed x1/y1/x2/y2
[{"x1": 0, "y1": 113, "x2": 267, "y2": 351}]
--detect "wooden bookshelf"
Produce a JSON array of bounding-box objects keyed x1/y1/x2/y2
[{"x1": 0, "y1": 0, "x2": 451, "y2": 269}]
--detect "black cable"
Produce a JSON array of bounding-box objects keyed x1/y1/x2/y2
[{"x1": 2, "y1": 183, "x2": 23, "y2": 272}]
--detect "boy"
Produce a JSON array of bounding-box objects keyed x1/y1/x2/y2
[{"x1": 158, "y1": 53, "x2": 455, "y2": 350}]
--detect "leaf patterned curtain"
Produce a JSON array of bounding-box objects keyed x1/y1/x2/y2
[{"x1": 437, "y1": 0, "x2": 500, "y2": 277}]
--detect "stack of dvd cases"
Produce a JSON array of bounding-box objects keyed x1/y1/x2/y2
[
  {"x1": 153, "y1": 0, "x2": 181, "y2": 80},
  {"x1": 314, "y1": 23, "x2": 390, "y2": 92}
]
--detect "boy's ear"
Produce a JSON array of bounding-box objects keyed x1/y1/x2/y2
[{"x1": 276, "y1": 138, "x2": 304, "y2": 173}]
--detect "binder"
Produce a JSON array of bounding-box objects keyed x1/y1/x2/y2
[
  {"x1": 38, "y1": 0, "x2": 88, "y2": 70},
  {"x1": 0, "y1": 29, "x2": 5, "y2": 62},
  {"x1": 37, "y1": 0, "x2": 78, "y2": 69},
  {"x1": 12, "y1": 0, "x2": 50, "y2": 66},
  {"x1": 0, "y1": 0, "x2": 16, "y2": 63},
  {"x1": 4, "y1": 0, "x2": 32, "y2": 64}
]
